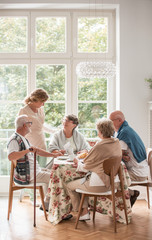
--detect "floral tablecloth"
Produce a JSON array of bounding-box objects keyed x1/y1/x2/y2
[{"x1": 47, "y1": 162, "x2": 132, "y2": 225}]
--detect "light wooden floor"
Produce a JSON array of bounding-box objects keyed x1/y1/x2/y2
[{"x1": 0, "y1": 196, "x2": 152, "y2": 240}]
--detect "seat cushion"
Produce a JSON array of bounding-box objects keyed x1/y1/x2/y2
[
  {"x1": 14, "y1": 182, "x2": 44, "y2": 187},
  {"x1": 76, "y1": 188, "x2": 117, "y2": 195}
]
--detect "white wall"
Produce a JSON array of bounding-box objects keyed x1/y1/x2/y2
[{"x1": 119, "y1": 0, "x2": 152, "y2": 146}]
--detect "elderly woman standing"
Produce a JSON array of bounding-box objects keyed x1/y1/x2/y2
[
  {"x1": 66, "y1": 118, "x2": 122, "y2": 221},
  {"x1": 48, "y1": 114, "x2": 90, "y2": 155},
  {"x1": 18, "y1": 88, "x2": 54, "y2": 167}
]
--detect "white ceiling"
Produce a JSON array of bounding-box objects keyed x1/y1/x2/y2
[{"x1": 0, "y1": 1, "x2": 118, "y2": 10}]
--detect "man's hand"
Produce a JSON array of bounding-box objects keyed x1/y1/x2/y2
[
  {"x1": 29, "y1": 147, "x2": 37, "y2": 153},
  {"x1": 122, "y1": 151, "x2": 130, "y2": 162}
]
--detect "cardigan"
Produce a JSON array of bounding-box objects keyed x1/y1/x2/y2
[
  {"x1": 7, "y1": 133, "x2": 30, "y2": 185},
  {"x1": 48, "y1": 129, "x2": 90, "y2": 153},
  {"x1": 117, "y1": 121, "x2": 146, "y2": 163},
  {"x1": 83, "y1": 138, "x2": 122, "y2": 188}
]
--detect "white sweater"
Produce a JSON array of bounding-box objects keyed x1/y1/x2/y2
[{"x1": 48, "y1": 129, "x2": 90, "y2": 153}]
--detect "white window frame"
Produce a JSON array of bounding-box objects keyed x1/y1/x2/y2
[
  {"x1": 0, "y1": 11, "x2": 30, "y2": 59},
  {"x1": 0, "y1": 8, "x2": 116, "y2": 194},
  {"x1": 73, "y1": 10, "x2": 115, "y2": 60},
  {"x1": 30, "y1": 11, "x2": 71, "y2": 59}
]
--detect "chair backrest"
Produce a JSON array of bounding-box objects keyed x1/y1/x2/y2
[
  {"x1": 103, "y1": 157, "x2": 122, "y2": 177},
  {"x1": 10, "y1": 160, "x2": 16, "y2": 186},
  {"x1": 148, "y1": 150, "x2": 152, "y2": 180}
]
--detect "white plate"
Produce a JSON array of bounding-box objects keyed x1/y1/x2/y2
[
  {"x1": 66, "y1": 159, "x2": 74, "y2": 162},
  {"x1": 57, "y1": 156, "x2": 69, "y2": 160}
]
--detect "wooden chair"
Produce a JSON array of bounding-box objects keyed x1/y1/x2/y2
[
  {"x1": 75, "y1": 157, "x2": 128, "y2": 233},
  {"x1": 130, "y1": 149, "x2": 152, "y2": 209},
  {"x1": 7, "y1": 152, "x2": 47, "y2": 226}
]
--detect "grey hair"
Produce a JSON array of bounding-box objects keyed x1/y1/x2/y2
[
  {"x1": 15, "y1": 115, "x2": 28, "y2": 129},
  {"x1": 97, "y1": 118, "x2": 114, "y2": 138}
]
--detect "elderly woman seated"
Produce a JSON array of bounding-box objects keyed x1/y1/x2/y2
[
  {"x1": 66, "y1": 118, "x2": 122, "y2": 221},
  {"x1": 48, "y1": 114, "x2": 90, "y2": 155}
]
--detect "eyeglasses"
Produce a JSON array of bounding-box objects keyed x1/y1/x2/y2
[
  {"x1": 25, "y1": 121, "x2": 32, "y2": 125},
  {"x1": 111, "y1": 118, "x2": 119, "y2": 122}
]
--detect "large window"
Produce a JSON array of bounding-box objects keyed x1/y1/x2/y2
[{"x1": 0, "y1": 10, "x2": 116, "y2": 175}]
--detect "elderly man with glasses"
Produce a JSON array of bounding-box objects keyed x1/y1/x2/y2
[
  {"x1": 109, "y1": 110, "x2": 149, "y2": 207},
  {"x1": 7, "y1": 114, "x2": 62, "y2": 210}
]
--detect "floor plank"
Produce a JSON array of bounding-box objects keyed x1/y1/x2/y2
[{"x1": 0, "y1": 197, "x2": 152, "y2": 240}]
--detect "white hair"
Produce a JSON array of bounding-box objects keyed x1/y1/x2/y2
[{"x1": 15, "y1": 115, "x2": 28, "y2": 129}]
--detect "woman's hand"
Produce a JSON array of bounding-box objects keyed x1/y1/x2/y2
[
  {"x1": 52, "y1": 149, "x2": 66, "y2": 155},
  {"x1": 77, "y1": 149, "x2": 88, "y2": 155},
  {"x1": 73, "y1": 158, "x2": 78, "y2": 164},
  {"x1": 73, "y1": 158, "x2": 78, "y2": 167},
  {"x1": 51, "y1": 152, "x2": 63, "y2": 158},
  {"x1": 59, "y1": 149, "x2": 66, "y2": 154}
]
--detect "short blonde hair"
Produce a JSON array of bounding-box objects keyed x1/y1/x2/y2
[
  {"x1": 24, "y1": 88, "x2": 49, "y2": 104},
  {"x1": 97, "y1": 118, "x2": 114, "y2": 137}
]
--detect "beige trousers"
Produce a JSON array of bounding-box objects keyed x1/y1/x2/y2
[
  {"x1": 30, "y1": 169, "x2": 51, "y2": 197},
  {"x1": 128, "y1": 170, "x2": 148, "y2": 182},
  {"x1": 128, "y1": 170, "x2": 148, "y2": 196},
  {"x1": 66, "y1": 177, "x2": 110, "y2": 212}
]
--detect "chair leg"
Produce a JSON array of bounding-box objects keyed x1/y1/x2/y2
[
  {"x1": 119, "y1": 166, "x2": 128, "y2": 225},
  {"x1": 7, "y1": 189, "x2": 13, "y2": 220},
  {"x1": 93, "y1": 196, "x2": 97, "y2": 222},
  {"x1": 10, "y1": 190, "x2": 14, "y2": 214},
  {"x1": 111, "y1": 190, "x2": 116, "y2": 233},
  {"x1": 75, "y1": 194, "x2": 85, "y2": 229},
  {"x1": 147, "y1": 185, "x2": 150, "y2": 209},
  {"x1": 111, "y1": 175, "x2": 117, "y2": 233},
  {"x1": 19, "y1": 189, "x2": 25, "y2": 202},
  {"x1": 39, "y1": 186, "x2": 47, "y2": 221}
]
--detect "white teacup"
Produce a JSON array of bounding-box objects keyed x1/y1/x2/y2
[{"x1": 69, "y1": 153, "x2": 75, "y2": 161}]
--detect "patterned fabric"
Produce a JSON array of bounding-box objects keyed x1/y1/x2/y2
[
  {"x1": 47, "y1": 162, "x2": 132, "y2": 225},
  {"x1": 7, "y1": 133, "x2": 30, "y2": 185}
]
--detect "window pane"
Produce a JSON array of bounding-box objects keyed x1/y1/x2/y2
[
  {"x1": 0, "y1": 138, "x2": 11, "y2": 175},
  {"x1": 44, "y1": 103, "x2": 65, "y2": 127},
  {"x1": 78, "y1": 77, "x2": 107, "y2": 101},
  {"x1": 78, "y1": 17, "x2": 108, "y2": 53},
  {"x1": 0, "y1": 65, "x2": 27, "y2": 101},
  {"x1": 0, "y1": 17, "x2": 27, "y2": 53},
  {"x1": 78, "y1": 103, "x2": 107, "y2": 138},
  {"x1": 36, "y1": 64, "x2": 66, "y2": 101},
  {"x1": 36, "y1": 17, "x2": 66, "y2": 53},
  {"x1": 0, "y1": 104, "x2": 23, "y2": 175},
  {"x1": 0, "y1": 103, "x2": 23, "y2": 129}
]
